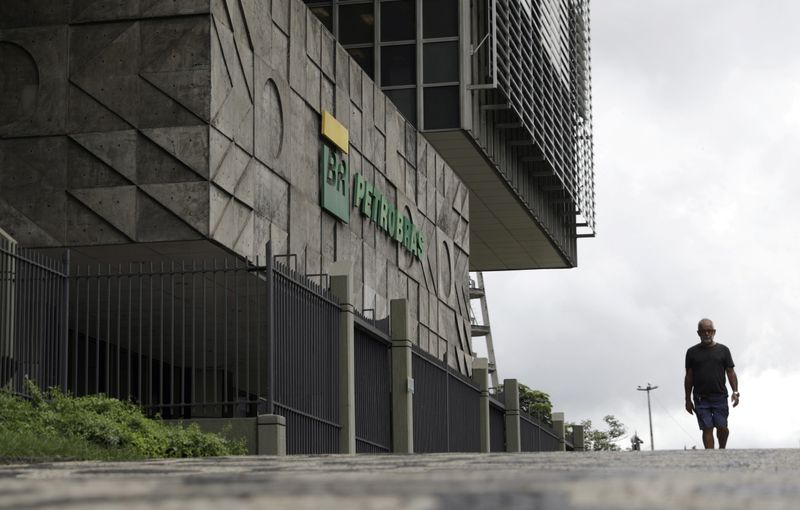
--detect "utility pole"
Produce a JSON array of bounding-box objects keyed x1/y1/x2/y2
[{"x1": 637, "y1": 383, "x2": 658, "y2": 451}]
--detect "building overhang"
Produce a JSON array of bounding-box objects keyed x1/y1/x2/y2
[{"x1": 424, "y1": 130, "x2": 573, "y2": 271}]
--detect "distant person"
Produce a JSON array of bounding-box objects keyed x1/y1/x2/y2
[
  {"x1": 684, "y1": 318, "x2": 739, "y2": 449},
  {"x1": 631, "y1": 433, "x2": 643, "y2": 451}
]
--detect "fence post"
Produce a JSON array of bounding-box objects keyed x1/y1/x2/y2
[
  {"x1": 257, "y1": 414, "x2": 287, "y2": 455},
  {"x1": 390, "y1": 299, "x2": 414, "y2": 454},
  {"x1": 504, "y1": 378, "x2": 521, "y2": 452},
  {"x1": 473, "y1": 357, "x2": 490, "y2": 453},
  {"x1": 572, "y1": 424, "x2": 585, "y2": 451},
  {"x1": 265, "y1": 242, "x2": 275, "y2": 415},
  {"x1": 61, "y1": 249, "x2": 70, "y2": 394},
  {"x1": 258, "y1": 242, "x2": 285, "y2": 455},
  {"x1": 552, "y1": 411, "x2": 566, "y2": 452},
  {"x1": 330, "y1": 261, "x2": 355, "y2": 454}
]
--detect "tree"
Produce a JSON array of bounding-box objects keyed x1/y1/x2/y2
[
  {"x1": 496, "y1": 383, "x2": 553, "y2": 421},
  {"x1": 578, "y1": 415, "x2": 627, "y2": 451}
]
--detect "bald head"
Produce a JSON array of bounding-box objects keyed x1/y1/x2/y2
[
  {"x1": 698, "y1": 318, "x2": 714, "y2": 330},
  {"x1": 697, "y1": 318, "x2": 716, "y2": 346}
]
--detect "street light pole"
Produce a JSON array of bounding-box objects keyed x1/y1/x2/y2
[{"x1": 637, "y1": 383, "x2": 658, "y2": 451}]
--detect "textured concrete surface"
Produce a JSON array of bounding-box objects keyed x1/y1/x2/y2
[
  {"x1": 0, "y1": 0, "x2": 474, "y2": 373},
  {"x1": 2, "y1": 450, "x2": 799, "y2": 509}
]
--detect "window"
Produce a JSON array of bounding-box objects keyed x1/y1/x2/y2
[
  {"x1": 423, "y1": 0, "x2": 458, "y2": 38},
  {"x1": 381, "y1": 44, "x2": 415, "y2": 86},
  {"x1": 423, "y1": 42, "x2": 458, "y2": 83},
  {"x1": 424, "y1": 86, "x2": 458, "y2": 129},
  {"x1": 380, "y1": 0, "x2": 415, "y2": 42},
  {"x1": 339, "y1": 3, "x2": 374, "y2": 45}
]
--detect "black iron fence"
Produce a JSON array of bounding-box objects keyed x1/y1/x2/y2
[
  {"x1": 272, "y1": 262, "x2": 341, "y2": 454},
  {"x1": 354, "y1": 314, "x2": 391, "y2": 453},
  {"x1": 489, "y1": 396, "x2": 506, "y2": 452},
  {"x1": 0, "y1": 238, "x2": 67, "y2": 398},
  {"x1": 1, "y1": 242, "x2": 343, "y2": 452},
  {"x1": 412, "y1": 345, "x2": 481, "y2": 453},
  {"x1": 2, "y1": 238, "x2": 580, "y2": 455},
  {"x1": 520, "y1": 411, "x2": 562, "y2": 452}
]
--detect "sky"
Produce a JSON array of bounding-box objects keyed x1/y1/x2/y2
[{"x1": 477, "y1": 0, "x2": 800, "y2": 450}]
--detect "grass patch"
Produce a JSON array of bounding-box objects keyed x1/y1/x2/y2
[{"x1": 0, "y1": 382, "x2": 246, "y2": 463}]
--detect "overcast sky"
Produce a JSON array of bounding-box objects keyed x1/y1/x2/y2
[{"x1": 479, "y1": 1, "x2": 800, "y2": 450}]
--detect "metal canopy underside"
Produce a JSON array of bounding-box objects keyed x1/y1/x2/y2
[{"x1": 424, "y1": 130, "x2": 571, "y2": 271}]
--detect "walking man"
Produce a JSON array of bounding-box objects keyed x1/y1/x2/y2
[{"x1": 684, "y1": 318, "x2": 739, "y2": 449}]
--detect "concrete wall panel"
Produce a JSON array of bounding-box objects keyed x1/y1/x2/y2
[{"x1": 0, "y1": 0, "x2": 473, "y2": 373}]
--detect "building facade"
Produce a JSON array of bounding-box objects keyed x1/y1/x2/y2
[{"x1": 0, "y1": 0, "x2": 594, "y2": 377}]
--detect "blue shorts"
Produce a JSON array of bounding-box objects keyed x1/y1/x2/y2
[{"x1": 694, "y1": 394, "x2": 729, "y2": 430}]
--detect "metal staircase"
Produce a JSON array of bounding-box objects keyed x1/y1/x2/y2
[{"x1": 469, "y1": 272, "x2": 499, "y2": 388}]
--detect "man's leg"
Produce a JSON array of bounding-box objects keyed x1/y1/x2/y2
[
  {"x1": 717, "y1": 427, "x2": 729, "y2": 449},
  {"x1": 702, "y1": 428, "x2": 715, "y2": 449}
]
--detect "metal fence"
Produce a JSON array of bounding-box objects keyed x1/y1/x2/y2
[
  {"x1": 2, "y1": 241, "x2": 344, "y2": 454},
  {"x1": 489, "y1": 396, "x2": 506, "y2": 452},
  {"x1": 2, "y1": 238, "x2": 580, "y2": 455},
  {"x1": 520, "y1": 411, "x2": 561, "y2": 452},
  {"x1": 412, "y1": 346, "x2": 481, "y2": 453},
  {"x1": 0, "y1": 237, "x2": 67, "y2": 398},
  {"x1": 65, "y1": 256, "x2": 271, "y2": 419},
  {"x1": 354, "y1": 314, "x2": 392, "y2": 453},
  {"x1": 272, "y1": 261, "x2": 341, "y2": 454}
]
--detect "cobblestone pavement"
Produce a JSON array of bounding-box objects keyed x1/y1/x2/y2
[{"x1": 2, "y1": 449, "x2": 800, "y2": 509}]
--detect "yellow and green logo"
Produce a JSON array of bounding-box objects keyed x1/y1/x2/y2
[
  {"x1": 320, "y1": 111, "x2": 350, "y2": 223},
  {"x1": 319, "y1": 110, "x2": 425, "y2": 262}
]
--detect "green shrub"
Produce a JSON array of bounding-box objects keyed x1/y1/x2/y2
[{"x1": 0, "y1": 381, "x2": 246, "y2": 461}]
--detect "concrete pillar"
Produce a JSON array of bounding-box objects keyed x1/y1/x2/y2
[
  {"x1": 390, "y1": 299, "x2": 414, "y2": 453},
  {"x1": 552, "y1": 411, "x2": 566, "y2": 452},
  {"x1": 503, "y1": 378, "x2": 521, "y2": 452},
  {"x1": 330, "y1": 261, "x2": 355, "y2": 454},
  {"x1": 257, "y1": 414, "x2": 286, "y2": 455},
  {"x1": 572, "y1": 424, "x2": 585, "y2": 451},
  {"x1": 472, "y1": 358, "x2": 490, "y2": 453}
]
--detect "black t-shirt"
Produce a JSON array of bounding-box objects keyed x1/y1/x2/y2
[{"x1": 685, "y1": 343, "x2": 734, "y2": 397}]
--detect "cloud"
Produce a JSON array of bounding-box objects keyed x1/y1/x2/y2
[{"x1": 478, "y1": 1, "x2": 800, "y2": 449}]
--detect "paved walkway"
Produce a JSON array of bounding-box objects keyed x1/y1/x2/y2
[{"x1": 2, "y1": 449, "x2": 799, "y2": 509}]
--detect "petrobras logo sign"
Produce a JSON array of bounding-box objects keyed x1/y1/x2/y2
[
  {"x1": 320, "y1": 111, "x2": 350, "y2": 223},
  {"x1": 319, "y1": 111, "x2": 424, "y2": 262}
]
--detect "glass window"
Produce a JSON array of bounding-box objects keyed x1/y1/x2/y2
[
  {"x1": 380, "y1": 44, "x2": 415, "y2": 86},
  {"x1": 339, "y1": 3, "x2": 374, "y2": 45},
  {"x1": 380, "y1": 0, "x2": 415, "y2": 42},
  {"x1": 423, "y1": 0, "x2": 458, "y2": 38},
  {"x1": 424, "y1": 86, "x2": 459, "y2": 129},
  {"x1": 385, "y1": 88, "x2": 416, "y2": 126},
  {"x1": 347, "y1": 47, "x2": 374, "y2": 79},
  {"x1": 310, "y1": 6, "x2": 333, "y2": 32},
  {"x1": 423, "y1": 42, "x2": 458, "y2": 83}
]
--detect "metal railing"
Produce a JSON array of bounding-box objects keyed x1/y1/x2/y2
[
  {"x1": 489, "y1": 396, "x2": 506, "y2": 452},
  {"x1": 412, "y1": 346, "x2": 481, "y2": 453},
  {"x1": 354, "y1": 318, "x2": 392, "y2": 453},
  {"x1": 272, "y1": 258, "x2": 342, "y2": 454},
  {"x1": 3, "y1": 238, "x2": 579, "y2": 455},
  {"x1": 520, "y1": 411, "x2": 561, "y2": 452},
  {"x1": 1, "y1": 236, "x2": 68, "y2": 398},
  {"x1": 65, "y1": 256, "x2": 271, "y2": 419}
]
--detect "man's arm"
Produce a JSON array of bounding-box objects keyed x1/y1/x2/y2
[
  {"x1": 684, "y1": 368, "x2": 694, "y2": 414},
  {"x1": 726, "y1": 367, "x2": 739, "y2": 407}
]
